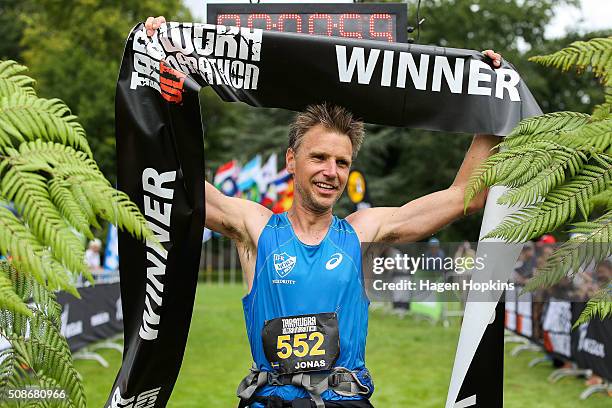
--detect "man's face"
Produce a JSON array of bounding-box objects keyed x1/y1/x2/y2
[{"x1": 286, "y1": 124, "x2": 353, "y2": 213}]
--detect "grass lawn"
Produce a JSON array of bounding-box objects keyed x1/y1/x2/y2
[{"x1": 75, "y1": 283, "x2": 610, "y2": 407}]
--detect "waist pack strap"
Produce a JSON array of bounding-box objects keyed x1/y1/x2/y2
[
  {"x1": 291, "y1": 372, "x2": 327, "y2": 408},
  {"x1": 237, "y1": 363, "x2": 269, "y2": 403},
  {"x1": 237, "y1": 365, "x2": 371, "y2": 408}
]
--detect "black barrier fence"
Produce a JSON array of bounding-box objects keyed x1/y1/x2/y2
[
  {"x1": 505, "y1": 290, "x2": 612, "y2": 382},
  {"x1": 56, "y1": 282, "x2": 124, "y2": 353}
]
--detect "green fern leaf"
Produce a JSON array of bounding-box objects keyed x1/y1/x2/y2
[
  {"x1": 573, "y1": 288, "x2": 612, "y2": 328},
  {"x1": 0, "y1": 206, "x2": 77, "y2": 296},
  {"x1": 498, "y1": 149, "x2": 589, "y2": 206},
  {"x1": 0, "y1": 261, "x2": 32, "y2": 317},
  {"x1": 579, "y1": 119, "x2": 612, "y2": 153},
  {"x1": 529, "y1": 37, "x2": 612, "y2": 84},
  {"x1": 501, "y1": 112, "x2": 591, "y2": 148},
  {"x1": 486, "y1": 158, "x2": 612, "y2": 242},
  {"x1": 0, "y1": 162, "x2": 90, "y2": 279},
  {"x1": 523, "y1": 211, "x2": 612, "y2": 291},
  {"x1": 0, "y1": 94, "x2": 92, "y2": 156},
  {"x1": 0, "y1": 60, "x2": 36, "y2": 97}
]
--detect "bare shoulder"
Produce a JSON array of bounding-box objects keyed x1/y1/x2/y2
[{"x1": 346, "y1": 207, "x2": 394, "y2": 243}]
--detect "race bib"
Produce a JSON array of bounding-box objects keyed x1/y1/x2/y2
[{"x1": 262, "y1": 313, "x2": 340, "y2": 374}]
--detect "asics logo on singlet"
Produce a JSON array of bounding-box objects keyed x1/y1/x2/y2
[
  {"x1": 273, "y1": 252, "x2": 297, "y2": 277},
  {"x1": 325, "y1": 253, "x2": 343, "y2": 270}
]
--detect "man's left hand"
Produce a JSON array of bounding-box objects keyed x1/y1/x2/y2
[{"x1": 482, "y1": 49, "x2": 502, "y2": 68}]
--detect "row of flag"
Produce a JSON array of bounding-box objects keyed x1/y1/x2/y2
[{"x1": 213, "y1": 153, "x2": 294, "y2": 214}]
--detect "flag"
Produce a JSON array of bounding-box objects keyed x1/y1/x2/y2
[
  {"x1": 214, "y1": 160, "x2": 240, "y2": 196},
  {"x1": 262, "y1": 167, "x2": 291, "y2": 208},
  {"x1": 257, "y1": 153, "x2": 278, "y2": 194},
  {"x1": 242, "y1": 184, "x2": 261, "y2": 203},
  {"x1": 103, "y1": 224, "x2": 119, "y2": 272},
  {"x1": 272, "y1": 178, "x2": 294, "y2": 213},
  {"x1": 237, "y1": 155, "x2": 262, "y2": 191},
  {"x1": 273, "y1": 168, "x2": 292, "y2": 194},
  {"x1": 203, "y1": 228, "x2": 213, "y2": 243}
]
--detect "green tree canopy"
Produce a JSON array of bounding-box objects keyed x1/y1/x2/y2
[{"x1": 18, "y1": 0, "x2": 191, "y2": 182}]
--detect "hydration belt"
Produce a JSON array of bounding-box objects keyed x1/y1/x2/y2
[{"x1": 237, "y1": 364, "x2": 372, "y2": 408}]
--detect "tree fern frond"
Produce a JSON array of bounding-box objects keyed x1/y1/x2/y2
[
  {"x1": 495, "y1": 149, "x2": 553, "y2": 187},
  {"x1": 567, "y1": 118, "x2": 612, "y2": 153},
  {"x1": 48, "y1": 179, "x2": 93, "y2": 239},
  {"x1": 69, "y1": 182, "x2": 101, "y2": 230},
  {"x1": 0, "y1": 348, "x2": 22, "y2": 396},
  {"x1": 0, "y1": 60, "x2": 36, "y2": 97},
  {"x1": 0, "y1": 58, "x2": 153, "y2": 407},
  {"x1": 591, "y1": 95, "x2": 610, "y2": 121},
  {"x1": 523, "y1": 211, "x2": 612, "y2": 291},
  {"x1": 0, "y1": 261, "x2": 31, "y2": 317},
  {"x1": 16, "y1": 141, "x2": 100, "y2": 172},
  {"x1": 604, "y1": 86, "x2": 612, "y2": 106},
  {"x1": 497, "y1": 149, "x2": 589, "y2": 206},
  {"x1": 4, "y1": 256, "x2": 33, "y2": 301},
  {"x1": 0, "y1": 206, "x2": 77, "y2": 296},
  {"x1": 590, "y1": 188, "x2": 612, "y2": 210},
  {"x1": 467, "y1": 141, "x2": 588, "y2": 208},
  {"x1": 0, "y1": 94, "x2": 92, "y2": 156},
  {"x1": 78, "y1": 179, "x2": 155, "y2": 242},
  {"x1": 0, "y1": 163, "x2": 90, "y2": 279},
  {"x1": 573, "y1": 288, "x2": 612, "y2": 328},
  {"x1": 529, "y1": 37, "x2": 612, "y2": 84},
  {"x1": 464, "y1": 145, "x2": 553, "y2": 210},
  {"x1": 501, "y1": 112, "x2": 592, "y2": 148},
  {"x1": 6, "y1": 336, "x2": 85, "y2": 408},
  {"x1": 486, "y1": 160, "x2": 612, "y2": 242}
]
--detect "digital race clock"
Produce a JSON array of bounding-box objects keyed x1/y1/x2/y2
[{"x1": 206, "y1": 3, "x2": 408, "y2": 43}]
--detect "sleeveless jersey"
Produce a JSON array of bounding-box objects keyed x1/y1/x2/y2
[{"x1": 242, "y1": 212, "x2": 370, "y2": 404}]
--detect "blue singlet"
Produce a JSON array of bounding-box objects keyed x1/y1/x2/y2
[{"x1": 242, "y1": 212, "x2": 371, "y2": 406}]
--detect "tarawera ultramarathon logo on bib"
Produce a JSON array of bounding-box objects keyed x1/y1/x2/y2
[{"x1": 262, "y1": 313, "x2": 340, "y2": 374}]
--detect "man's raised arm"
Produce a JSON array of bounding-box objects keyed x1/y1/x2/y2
[
  {"x1": 347, "y1": 134, "x2": 500, "y2": 243},
  {"x1": 205, "y1": 181, "x2": 272, "y2": 245}
]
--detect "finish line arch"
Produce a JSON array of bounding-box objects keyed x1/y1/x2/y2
[{"x1": 107, "y1": 22, "x2": 541, "y2": 408}]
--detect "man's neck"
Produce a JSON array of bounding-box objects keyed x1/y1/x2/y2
[{"x1": 287, "y1": 200, "x2": 333, "y2": 245}]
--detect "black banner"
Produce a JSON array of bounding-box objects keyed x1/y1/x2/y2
[
  {"x1": 107, "y1": 25, "x2": 205, "y2": 408},
  {"x1": 110, "y1": 22, "x2": 542, "y2": 407},
  {"x1": 455, "y1": 303, "x2": 505, "y2": 408}
]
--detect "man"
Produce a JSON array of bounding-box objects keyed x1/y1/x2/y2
[
  {"x1": 424, "y1": 237, "x2": 445, "y2": 271},
  {"x1": 145, "y1": 16, "x2": 502, "y2": 408}
]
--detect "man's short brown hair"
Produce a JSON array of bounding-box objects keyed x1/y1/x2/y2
[{"x1": 288, "y1": 103, "x2": 364, "y2": 159}]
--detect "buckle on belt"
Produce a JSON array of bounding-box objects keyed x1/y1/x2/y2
[
  {"x1": 267, "y1": 371, "x2": 284, "y2": 386},
  {"x1": 328, "y1": 373, "x2": 341, "y2": 388}
]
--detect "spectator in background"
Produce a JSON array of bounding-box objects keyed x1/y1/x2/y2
[
  {"x1": 424, "y1": 237, "x2": 445, "y2": 272},
  {"x1": 578, "y1": 259, "x2": 612, "y2": 299},
  {"x1": 453, "y1": 241, "x2": 476, "y2": 267},
  {"x1": 385, "y1": 247, "x2": 411, "y2": 312},
  {"x1": 594, "y1": 259, "x2": 612, "y2": 286},
  {"x1": 513, "y1": 242, "x2": 536, "y2": 285},
  {"x1": 85, "y1": 239, "x2": 103, "y2": 275},
  {"x1": 453, "y1": 241, "x2": 476, "y2": 304},
  {"x1": 536, "y1": 234, "x2": 556, "y2": 258}
]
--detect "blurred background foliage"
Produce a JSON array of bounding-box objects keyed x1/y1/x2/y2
[{"x1": 2, "y1": 0, "x2": 609, "y2": 241}]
